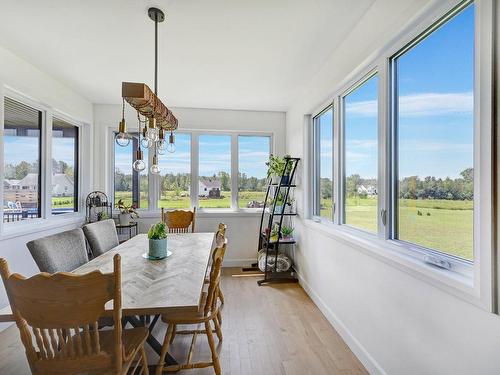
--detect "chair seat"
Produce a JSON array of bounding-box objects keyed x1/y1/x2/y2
[
  {"x1": 161, "y1": 292, "x2": 210, "y2": 323},
  {"x1": 99, "y1": 327, "x2": 149, "y2": 361}
]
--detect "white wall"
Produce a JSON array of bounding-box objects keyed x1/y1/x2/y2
[
  {"x1": 286, "y1": 1, "x2": 500, "y2": 374},
  {"x1": 93, "y1": 104, "x2": 286, "y2": 266},
  {"x1": 0, "y1": 45, "x2": 93, "y2": 321}
]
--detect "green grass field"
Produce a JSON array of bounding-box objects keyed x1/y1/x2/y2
[
  {"x1": 51, "y1": 196, "x2": 75, "y2": 208},
  {"x1": 320, "y1": 197, "x2": 473, "y2": 260},
  {"x1": 114, "y1": 190, "x2": 267, "y2": 210}
]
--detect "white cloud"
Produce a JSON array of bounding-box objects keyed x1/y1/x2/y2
[
  {"x1": 400, "y1": 140, "x2": 472, "y2": 153},
  {"x1": 345, "y1": 91, "x2": 473, "y2": 117}
]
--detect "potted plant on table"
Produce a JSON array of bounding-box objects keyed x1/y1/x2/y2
[
  {"x1": 148, "y1": 222, "x2": 168, "y2": 259},
  {"x1": 116, "y1": 199, "x2": 139, "y2": 225}
]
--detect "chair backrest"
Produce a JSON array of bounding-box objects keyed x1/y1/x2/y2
[
  {"x1": 26, "y1": 228, "x2": 89, "y2": 273},
  {"x1": 211, "y1": 222, "x2": 227, "y2": 255},
  {"x1": 162, "y1": 207, "x2": 196, "y2": 233},
  {"x1": 0, "y1": 254, "x2": 123, "y2": 375},
  {"x1": 83, "y1": 219, "x2": 119, "y2": 257},
  {"x1": 204, "y1": 239, "x2": 227, "y2": 316}
]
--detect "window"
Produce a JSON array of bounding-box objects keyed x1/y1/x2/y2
[
  {"x1": 158, "y1": 133, "x2": 191, "y2": 209},
  {"x1": 392, "y1": 3, "x2": 474, "y2": 261},
  {"x1": 3, "y1": 97, "x2": 42, "y2": 223},
  {"x1": 238, "y1": 135, "x2": 270, "y2": 208},
  {"x1": 52, "y1": 118, "x2": 78, "y2": 214},
  {"x1": 312, "y1": 106, "x2": 333, "y2": 220},
  {"x1": 343, "y1": 75, "x2": 378, "y2": 232},
  {"x1": 198, "y1": 135, "x2": 231, "y2": 209},
  {"x1": 114, "y1": 135, "x2": 148, "y2": 209}
]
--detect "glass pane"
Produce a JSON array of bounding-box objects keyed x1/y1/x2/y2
[
  {"x1": 3, "y1": 97, "x2": 42, "y2": 223},
  {"x1": 114, "y1": 135, "x2": 148, "y2": 209},
  {"x1": 238, "y1": 136, "x2": 270, "y2": 209},
  {"x1": 52, "y1": 118, "x2": 78, "y2": 214},
  {"x1": 344, "y1": 75, "x2": 378, "y2": 232},
  {"x1": 314, "y1": 107, "x2": 333, "y2": 220},
  {"x1": 395, "y1": 4, "x2": 474, "y2": 260},
  {"x1": 158, "y1": 133, "x2": 191, "y2": 209},
  {"x1": 199, "y1": 135, "x2": 231, "y2": 209}
]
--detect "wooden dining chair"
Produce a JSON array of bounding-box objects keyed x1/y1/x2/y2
[
  {"x1": 161, "y1": 207, "x2": 196, "y2": 233},
  {"x1": 0, "y1": 254, "x2": 149, "y2": 375},
  {"x1": 156, "y1": 240, "x2": 227, "y2": 375}
]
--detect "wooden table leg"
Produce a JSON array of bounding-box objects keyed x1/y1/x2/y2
[{"x1": 125, "y1": 315, "x2": 178, "y2": 366}]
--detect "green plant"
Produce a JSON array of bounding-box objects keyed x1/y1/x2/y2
[
  {"x1": 270, "y1": 224, "x2": 280, "y2": 241},
  {"x1": 281, "y1": 225, "x2": 294, "y2": 237},
  {"x1": 97, "y1": 211, "x2": 109, "y2": 221},
  {"x1": 266, "y1": 154, "x2": 293, "y2": 178},
  {"x1": 116, "y1": 199, "x2": 139, "y2": 218},
  {"x1": 148, "y1": 222, "x2": 168, "y2": 240}
]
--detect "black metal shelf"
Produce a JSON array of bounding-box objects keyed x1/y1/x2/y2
[{"x1": 253, "y1": 157, "x2": 300, "y2": 285}]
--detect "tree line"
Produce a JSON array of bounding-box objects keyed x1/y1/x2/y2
[
  {"x1": 320, "y1": 167, "x2": 473, "y2": 201},
  {"x1": 5, "y1": 159, "x2": 74, "y2": 180}
]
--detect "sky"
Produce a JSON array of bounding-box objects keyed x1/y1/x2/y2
[
  {"x1": 320, "y1": 3, "x2": 474, "y2": 180},
  {"x1": 114, "y1": 133, "x2": 270, "y2": 179}
]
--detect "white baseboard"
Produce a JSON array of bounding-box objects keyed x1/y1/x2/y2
[
  {"x1": 297, "y1": 272, "x2": 387, "y2": 375},
  {"x1": 222, "y1": 258, "x2": 256, "y2": 268}
]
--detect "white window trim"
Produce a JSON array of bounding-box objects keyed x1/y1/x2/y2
[
  {"x1": 305, "y1": 0, "x2": 495, "y2": 311},
  {"x1": 0, "y1": 87, "x2": 89, "y2": 240},
  {"x1": 109, "y1": 126, "x2": 274, "y2": 214}
]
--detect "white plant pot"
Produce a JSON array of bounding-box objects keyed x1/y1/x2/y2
[
  {"x1": 119, "y1": 213, "x2": 131, "y2": 225},
  {"x1": 271, "y1": 174, "x2": 279, "y2": 184}
]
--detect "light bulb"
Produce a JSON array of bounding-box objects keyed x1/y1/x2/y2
[
  {"x1": 157, "y1": 145, "x2": 166, "y2": 155},
  {"x1": 115, "y1": 132, "x2": 130, "y2": 147},
  {"x1": 146, "y1": 127, "x2": 158, "y2": 141},
  {"x1": 167, "y1": 142, "x2": 176, "y2": 153},
  {"x1": 132, "y1": 159, "x2": 146, "y2": 172},
  {"x1": 140, "y1": 137, "x2": 153, "y2": 149},
  {"x1": 150, "y1": 163, "x2": 161, "y2": 174}
]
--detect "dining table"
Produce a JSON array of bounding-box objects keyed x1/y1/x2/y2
[{"x1": 0, "y1": 232, "x2": 215, "y2": 367}]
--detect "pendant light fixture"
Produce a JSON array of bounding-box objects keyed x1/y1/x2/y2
[
  {"x1": 121, "y1": 7, "x2": 177, "y2": 172},
  {"x1": 167, "y1": 131, "x2": 176, "y2": 153},
  {"x1": 132, "y1": 112, "x2": 146, "y2": 172},
  {"x1": 115, "y1": 98, "x2": 131, "y2": 147}
]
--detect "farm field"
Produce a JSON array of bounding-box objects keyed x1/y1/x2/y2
[
  {"x1": 320, "y1": 197, "x2": 473, "y2": 260},
  {"x1": 114, "y1": 190, "x2": 267, "y2": 210}
]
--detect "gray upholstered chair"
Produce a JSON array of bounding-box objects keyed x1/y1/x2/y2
[
  {"x1": 26, "y1": 228, "x2": 89, "y2": 273},
  {"x1": 82, "y1": 219, "x2": 119, "y2": 257}
]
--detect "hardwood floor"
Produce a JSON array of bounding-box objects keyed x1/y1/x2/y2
[{"x1": 0, "y1": 268, "x2": 367, "y2": 375}]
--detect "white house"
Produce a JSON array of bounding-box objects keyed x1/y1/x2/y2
[
  {"x1": 198, "y1": 177, "x2": 221, "y2": 198},
  {"x1": 357, "y1": 184, "x2": 377, "y2": 196}
]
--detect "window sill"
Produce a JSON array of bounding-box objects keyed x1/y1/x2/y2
[
  {"x1": 0, "y1": 213, "x2": 86, "y2": 241},
  {"x1": 302, "y1": 219, "x2": 483, "y2": 308}
]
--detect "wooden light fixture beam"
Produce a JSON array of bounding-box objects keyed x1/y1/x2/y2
[{"x1": 122, "y1": 82, "x2": 178, "y2": 131}]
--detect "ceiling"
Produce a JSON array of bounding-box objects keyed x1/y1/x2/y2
[{"x1": 0, "y1": 0, "x2": 375, "y2": 111}]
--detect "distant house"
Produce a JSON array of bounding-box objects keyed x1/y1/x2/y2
[
  {"x1": 198, "y1": 177, "x2": 221, "y2": 198},
  {"x1": 3, "y1": 173, "x2": 74, "y2": 206},
  {"x1": 52, "y1": 173, "x2": 74, "y2": 196},
  {"x1": 357, "y1": 184, "x2": 377, "y2": 197}
]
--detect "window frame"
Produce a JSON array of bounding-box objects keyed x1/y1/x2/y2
[
  {"x1": 0, "y1": 87, "x2": 87, "y2": 238},
  {"x1": 110, "y1": 128, "x2": 274, "y2": 213},
  {"x1": 340, "y1": 70, "x2": 379, "y2": 234},
  {"x1": 311, "y1": 104, "x2": 334, "y2": 223},
  {"x1": 51, "y1": 116, "x2": 80, "y2": 215},
  {"x1": 305, "y1": 0, "x2": 494, "y2": 311}
]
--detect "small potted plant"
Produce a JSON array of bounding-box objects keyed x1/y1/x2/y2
[
  {"x1": 269, "y1": 193, "x2": 285, "y2": 214},
  {"x1": 270, "y1": 224, "x2": 280, "y2": 243},
  {"x1": 96, "y1": 211, "x2": 109, "y2": 221},
  {"x1": 266, "y1": 154, "x2": 286, "y2": 184},
  {"x1": 148, "y1": 222, "x2": 168, "y2": 259},
  {"x1": 280, "y1": 155, "x2": 293, "y2": 185},
  {"x1": 281, "y1": 225, "x2": 294, "y2": 240},
  {"x1": 116, "y1": 199, "x2": 139, "y2": 225}
]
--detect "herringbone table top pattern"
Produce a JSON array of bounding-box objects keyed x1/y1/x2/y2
[{"x1": 74, "y1": 232, "x2": 213, "y2": 315}]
